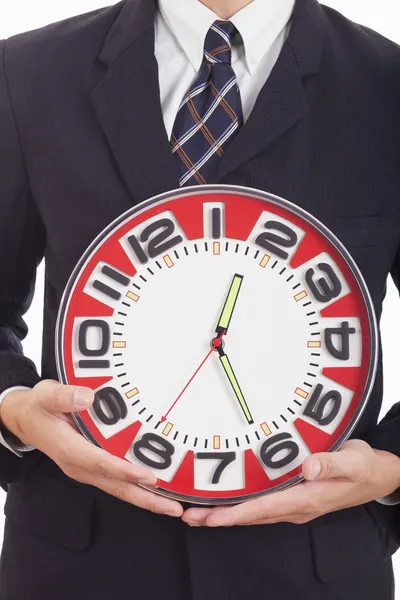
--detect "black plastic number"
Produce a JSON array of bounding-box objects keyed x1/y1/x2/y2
[
  {"x1": 260, "y1": 433, "x2": 299, "y2": 469},
  {"x1": 78, "y1": 319, "x2": 110, "y2": 369},
  {"x1": 211, "y1": 208, "x2": 222, "y2": 239},
  {"x1": 324, "y1": 321, "x2": 356, "y2": 361},
  {"x1": 92, "y1": 265, "x2": 131, "y2": 302},
  {"x1": 78, "y1": 319, "x2": 110, "y2": 356},
  {"x1": 128, "y1": 218, "x2": 183, "y2": 264},
  {"x1": 133, "y1": 433, "x2": 175, "y2": 470},
  {"x1": 93, "y1": 386, "x2": 128, "y2": 425},
  {"x1": 255, "y1": 221, "x2": 298, "y2": 260},
  {"x1": 196, "y1": 452, "x2": 236, "y2": 484},
  {"x1": 305, "y1": 263, "x2": 342, "y2": 303},
  {"x1": 303, "y1": 384, "x2": 342, "y2": 426}
]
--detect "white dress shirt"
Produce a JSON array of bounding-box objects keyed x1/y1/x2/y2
[
  {"x1": 156, "y1": 0, "x2": 295, "y2": 139},
  {"x1": 0, "y1": 0, "x2": 295, "y2": 457},
  {"x1": 0, "y1": 386, "x2": 35, "y2": 455}
]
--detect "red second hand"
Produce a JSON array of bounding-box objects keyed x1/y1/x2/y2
[{"x1": 161, "y1": 331, "x2": 225, "y2": 422}]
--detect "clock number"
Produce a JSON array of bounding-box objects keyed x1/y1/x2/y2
[
  {"x1": 305, "y1": 263, "x2": 342, "y2": 303},
  {"x1": 93, "y1": 386, "x2": 128, "y2": 425},
  {"x1": 203, "y1": 202, "x2": 225, "y2": 238},
  {"x1": 260, "y1": 433, "x2": 299, "y2": 469},
  {"x1": 212, "y1": 208, "x2": 222, "y2": 239},
  {"x1": 78, "y1": 319, "x2": 110, "y2": 368},
  {"x1": 92, "y1": 265, "x2": 131, "y2": 301},
  {"x1": 128, "y1": 218, "x2": 183, "y2": 265},
  {"x1": 196, "y1": 452, "x2": 236, "y2": 484},
  {"x1": 324, "y1": 321, "x2": 356, "y2": 360},
  {"x1": 303, "y1": 384, "x2": 342, "y2": 426},
  {"x1": 133, "y1": 433, "x2": 175, "y2": 470},
  {"x1": 255, "y1": 221, "x2": 298, "y2": 260}
]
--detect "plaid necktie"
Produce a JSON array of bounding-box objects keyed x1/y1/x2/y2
[{"x1": 171, "y1": 20, "x2": 244, "y2": 187}]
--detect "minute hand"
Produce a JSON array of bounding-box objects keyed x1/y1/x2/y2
[
  {"x1": 217, "y1": 347, "x2": 254, "y2": 425},
  {"x1": 215, "y1": 274, "x2": 243, "y2": 336}
]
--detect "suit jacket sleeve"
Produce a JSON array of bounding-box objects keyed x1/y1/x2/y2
[
  {"x1": 0, "y1": 39, "x2": 46, "y2": 489},
  {"x1": 363, "y1": 244, "x2": 400, "y2": 458}
]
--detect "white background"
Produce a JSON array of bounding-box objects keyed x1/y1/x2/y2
[{"x1": 1, "y1": 0, "x2": 400, "y2": 593}]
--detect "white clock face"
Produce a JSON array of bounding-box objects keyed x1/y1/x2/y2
[{"x1": 56, "y1": 186, "x2": 377, "y2": 504}]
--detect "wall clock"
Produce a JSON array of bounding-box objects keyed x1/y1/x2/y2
[{"x1": 55, "y1": 185, "x2": 378, "y2": 504}]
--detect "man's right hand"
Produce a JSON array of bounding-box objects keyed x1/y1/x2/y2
[{"x1": 0, "y1": 380, "x2": 183, "y2": 517}]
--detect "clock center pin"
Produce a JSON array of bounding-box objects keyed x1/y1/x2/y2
[{"x1": 211, "y1": 336, "x2": 225, "y2": 350}]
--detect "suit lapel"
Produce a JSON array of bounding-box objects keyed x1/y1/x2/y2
[
  {"x1": 213, "y1": 0, "x2": 327, "y2": 183},
  {"x1": 213, "y1": 44, "x2": 308, "y2": 183},
  {"x1": 90, "y1": 0, "x2": 327, "y2": 197},
  {"x1": 90, "y1": 0, "x2": 179, "y2": 204}
]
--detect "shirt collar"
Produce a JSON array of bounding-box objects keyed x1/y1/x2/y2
[{"x1": 158, "y1": 0, "x2": 296, "y2": 75}]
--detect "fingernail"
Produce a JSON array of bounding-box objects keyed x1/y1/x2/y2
[
  {"x1": 73, "y1": 388, "x2": 93, "y2": 409},
  {"x1": 309, "y1": 460, "x2": 321, "y2": 480},
  {"x1": 186, "y1": 520, "x2": 201, "y2": 527},
  {"x1": 138, "y1": 478, "x2": 158, "y2": 488},
  {"x1": 164, "y1": 510, "x2": 181, "y2": 517}
]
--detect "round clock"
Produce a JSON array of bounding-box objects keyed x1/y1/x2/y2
[{"x1": 55, "y1": 185, "x2": 378, "y2": 505}]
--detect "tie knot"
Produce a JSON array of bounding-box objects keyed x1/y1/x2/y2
[{"x1": 204, "y1": 20, "x2": 237, "y2": 66}]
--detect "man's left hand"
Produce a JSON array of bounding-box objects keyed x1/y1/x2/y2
[{"x1": 182, "y1": 439, "x2": 400, "y2": 527}]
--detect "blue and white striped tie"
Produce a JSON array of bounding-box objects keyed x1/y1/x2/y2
[{"x1": 171, "y1": 20, "x2": 244, "y2": 186}]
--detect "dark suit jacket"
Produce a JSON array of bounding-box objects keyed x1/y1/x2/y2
[{"x1": 1, "y1": 0, "x2": 400, "y2": 598}]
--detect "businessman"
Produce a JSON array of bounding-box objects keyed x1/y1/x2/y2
[{"x1": 1, "y1": 0, "x2": 400, "y2": 598}]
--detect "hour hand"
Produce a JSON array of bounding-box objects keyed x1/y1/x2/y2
[
  {"x1": 217, "y1": 347, "x2": 254, "y2": 425},
  {"x1": 215, "y1": 274, "x2": 243, "y2": 336}
]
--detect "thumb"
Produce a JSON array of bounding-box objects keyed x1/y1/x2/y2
[
  {"x1": 302, "y1": 444, "x2": 371, "y2": 483},
  {"x1": 34, "y1": 379, "x2": 95, "y2": 414}
]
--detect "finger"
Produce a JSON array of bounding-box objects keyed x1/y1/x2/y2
[
  {"x1": 30, "y1": 404, "x2": 183, "y2": 517},
  {"x1": 35, "y1": 408, "x2": 158, "y2": 488},
  {"x1": 241, "y1": 480, "x2": 361, "y2": 525},
  {"x1": 182, "y1": 508, "x2": 214, "y2": 526},
  {"x1": 85, "y1": 474, "x2": 183, "y2": 517},
  {"x1": 34, "y1": 379, "x2": 95, "y2": 414},
  {"x1": 302, "y1": 443, "x2": 373, "y2": 483},
  {"x1": 35, "y1": 382, "x2": 158, "y2": 487},
  {"x1": 243, "y1": 513, "x2": 311, "y2": 526},
  {"x1": 47, "y1": 417, "x2": 158, "y2": 487},
  {"x1": 72, "y1": 440, "x2": 159, "y2": 488},
  {"x1": 184, "y1": 485, "x2": 310, "y2": 527}
]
